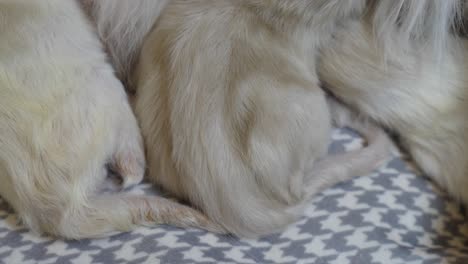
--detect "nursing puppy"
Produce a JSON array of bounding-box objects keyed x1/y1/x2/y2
[
  {"x1": 86, "y1": 0, "x2": 395, "y2": 237},
  {"x1": 319, "y1": 5, "x2": 468, "y2": 206},
  {"x1": 0, "y1": 0, "x2": 222, "y2": 239}
]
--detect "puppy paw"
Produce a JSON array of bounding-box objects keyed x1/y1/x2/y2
[
  {"x1": 110, "y1": 145, "x2": 145, "y2": 189},
  {"x1": 107, "y1": 111, "x2": 146, "y2": 190}
]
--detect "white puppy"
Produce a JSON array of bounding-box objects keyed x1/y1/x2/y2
[
  {"x1": 87, "y1": 0, "x2": 394, "y2": 237},
  {"x1": 319, "y1": 9, "x2": 468, "y2": 206},
  {"x1": 0, "y1": 0, "x2": 222, "y2": 239}
]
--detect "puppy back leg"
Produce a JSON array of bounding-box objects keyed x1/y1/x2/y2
[{"x1": 106, "y1": 102, "x2": 146, "y2": 190}]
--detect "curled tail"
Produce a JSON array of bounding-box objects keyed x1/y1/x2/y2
[{"x1": 303, "y1": 97, "x2": 391, "y2": 197}]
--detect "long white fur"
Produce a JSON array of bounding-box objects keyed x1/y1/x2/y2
[
  {"x1": 370, "y1": 0, "x2": 461, "y2": 60},
  {"x1": 318, "y1": 0, "x2": 468, "y2": 208},
  {"x1": 319, "y1": 19, "x2": 468, "y2": 206},
  {"x1": 0, "y1": 0, "x2": 222, "y2": 239}
]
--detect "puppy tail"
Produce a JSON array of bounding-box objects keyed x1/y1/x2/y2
[
  {"x1": 302, "y1": 98, "x2": 391, "y2": 196},
  {"x1": 53, "y1": 194, "x2": 225, "y2": 239}
]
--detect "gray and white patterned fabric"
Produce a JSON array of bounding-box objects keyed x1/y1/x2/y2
[{"x1": 1, "y1": 128, "x2": 468, "y2": 264}]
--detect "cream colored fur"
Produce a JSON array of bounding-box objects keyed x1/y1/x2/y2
[
  {"x1": 319, "y1": 20, "x2": 468, "y2": 205},
  {"x1": 127, "y1": 0, "x2": 390, "y2": 237},
  {"x1": 0, "y1": 0, "x2": 222, "y2": 239},
  {"x1": 82, "y1": 0, "x2": 463, "y2": 237},
  {"x1": 82, "y1": 0, "x2": 169, "y2": 91}
]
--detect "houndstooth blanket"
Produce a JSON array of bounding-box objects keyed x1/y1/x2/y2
[{"x1": 1, "y1": 128, "x2": 468, "y2": 264}]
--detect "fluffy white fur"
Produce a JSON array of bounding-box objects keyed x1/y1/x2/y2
[
  {"x1": 0, "y1": 0, "x2": 222, "y2": 239},
  {"x1": 370, "y1": 0, "x2": 461, "y2": 60}
]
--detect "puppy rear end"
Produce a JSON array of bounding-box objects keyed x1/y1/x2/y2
[
  {"x1": 134, "y1": 0, "x2": 389, "y2": 237},
  {"x1": 0, "y1": 0, "x2": 221, "y2": 238}
]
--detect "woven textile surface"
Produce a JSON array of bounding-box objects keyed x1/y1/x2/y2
[{"x1": 1, "y1": 128, "x2": 467, "y2": 264}]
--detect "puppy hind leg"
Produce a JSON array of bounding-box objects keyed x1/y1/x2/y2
[
  {"x1": 107, "y1": 137, "x2": 145, "y2": 190},
  {"x1": 245, "y1": 83, "x2": 331, "y2": 205},
  {"x1": 107, "y1": 102, "x2": 146, "y2": 190}
]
